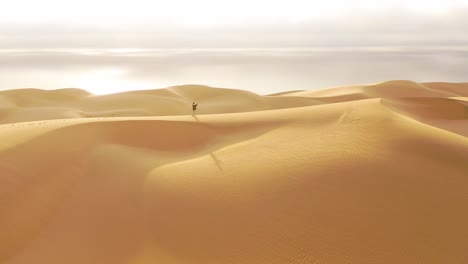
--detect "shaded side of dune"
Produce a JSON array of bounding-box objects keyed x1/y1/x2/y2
[
  {"x1": 0, "y1": 85, "x2": 322, "y2": 124},
  {"x1": 1, "y1": 98, "x2": 467, "y2": 264}
]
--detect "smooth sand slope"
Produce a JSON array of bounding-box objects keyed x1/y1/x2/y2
[
  {"x1": 0, "y1": 81, "x2": 467, "y2": 264},
  {"x1": 0, "y1": 85, "x2": 320, "y2": 124}
]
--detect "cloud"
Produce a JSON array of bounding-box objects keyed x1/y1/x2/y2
[
  {"x1": 0, "y1": 48, "x2": 467, "y2": 94},
  {"x1": 0, "y1": 8, "x2": 467, "y2": 48},
  {"x1": 0, "y1": 7, "x2": 467, "y2": 94}
]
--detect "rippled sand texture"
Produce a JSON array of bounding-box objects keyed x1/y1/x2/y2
[{"x1": 1, "y1": 80, "x2": 467, "y2": 264}]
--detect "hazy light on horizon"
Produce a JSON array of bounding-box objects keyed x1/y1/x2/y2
[
  {"x1": 0, "y1": 0, "x2": 467, "y2": 94},
  {"x1": 1, "y1": 48, "x2": 467, "y2": 95}
]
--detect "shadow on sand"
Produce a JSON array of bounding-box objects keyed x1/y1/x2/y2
[
  {"x1": 191, "y1": 114, "x2": 223, "y2": 171},
  {"x1": 209, "y1": 152, "x2": 224, "y2": 172},
  {"x1": 192, "y1": 113, "x2": 223, "y2": 172}
]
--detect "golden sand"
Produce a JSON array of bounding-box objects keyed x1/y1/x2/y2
[{"x1": 0, "y1": 81, "x2": 467, "y2": 264}]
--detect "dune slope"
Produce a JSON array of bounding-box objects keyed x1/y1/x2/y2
[
  {"x1": 286, "y1": 80, "x2": 462, "y2": 102},
  {"x1": 0, "y1": 81, "x2": 467, "y2": 264},
  {"x1": 0, "y1": 85, "x2": 320, "y2": 124}
]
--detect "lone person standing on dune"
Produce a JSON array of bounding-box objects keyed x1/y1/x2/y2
[{"x1": 192, "y1": 102, "x2": 198, "y2": 116}]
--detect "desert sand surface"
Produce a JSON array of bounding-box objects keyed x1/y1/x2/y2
[{"x1": 0, "y1": 80, "x2": 467, "y2": 264}]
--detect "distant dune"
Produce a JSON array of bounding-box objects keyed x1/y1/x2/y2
[{"x1": 0, "y1": 81, "x2": 467, "y2": 264}]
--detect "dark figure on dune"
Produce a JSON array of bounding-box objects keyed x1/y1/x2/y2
[{"x1": 192, "y1": 102, "x2": 198, "y2": 116}]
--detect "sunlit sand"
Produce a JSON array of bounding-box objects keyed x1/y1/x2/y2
[{"x1": 1, "y1": 80, "x2": 467, "y2": 264}]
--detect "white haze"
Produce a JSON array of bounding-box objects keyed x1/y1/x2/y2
[{"x1": 0, "y1": 1, "x2": 467, "y2": 94}]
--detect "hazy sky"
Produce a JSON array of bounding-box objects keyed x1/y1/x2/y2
[{"x1": 1, "y1": 0, "x2": 467, "y2": 94}]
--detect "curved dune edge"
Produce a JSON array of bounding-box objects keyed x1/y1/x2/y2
[
  {"x1": 1, "y1": 81, "x2": 466, "y2": 125},
  {"x1": 0, "y1": 81, "x2": 468, "y2": 264},
  {"x1": 0, "y1": 85, "x2": 322, "y2": 124}
]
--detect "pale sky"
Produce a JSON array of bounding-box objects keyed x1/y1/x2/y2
[
  {"x1": 1, "y1": 0, "x2": 466, "y2": 25},
  {"x1": 0, "y1": 0, "x2": 467, "y2": 94}
]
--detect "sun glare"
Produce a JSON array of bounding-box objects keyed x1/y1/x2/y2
[{"x1": 72, "y1": 69, "x2": 153, "y2": 94}]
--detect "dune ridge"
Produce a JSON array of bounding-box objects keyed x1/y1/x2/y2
[
  {"x1": 1, "y1": 81, "x2": 466, "y2": 125},
  {"x1": 0, "y1": 81, "x2": 467, "y2": 264},
  {"x1": 0, "y1": 85, "x2": 321, "y2": 124}
]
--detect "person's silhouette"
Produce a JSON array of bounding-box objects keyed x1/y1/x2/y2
[{"x1": 192, "y1": 102, "x2": 198, "y2": 116}]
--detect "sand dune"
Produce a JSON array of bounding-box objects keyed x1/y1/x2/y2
[
  {"x1": 423, "y1": 82, "x2": 468, "y2": 97},
  {"x1": 0, "y1": 85, "x2": 320, "y2": 124},
  {"x1": 286, "y1": 80, "x2": 462, "y2": 102},
  {"x1": 1, "y1": 81, "x2": 468, "y2": 264}
]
